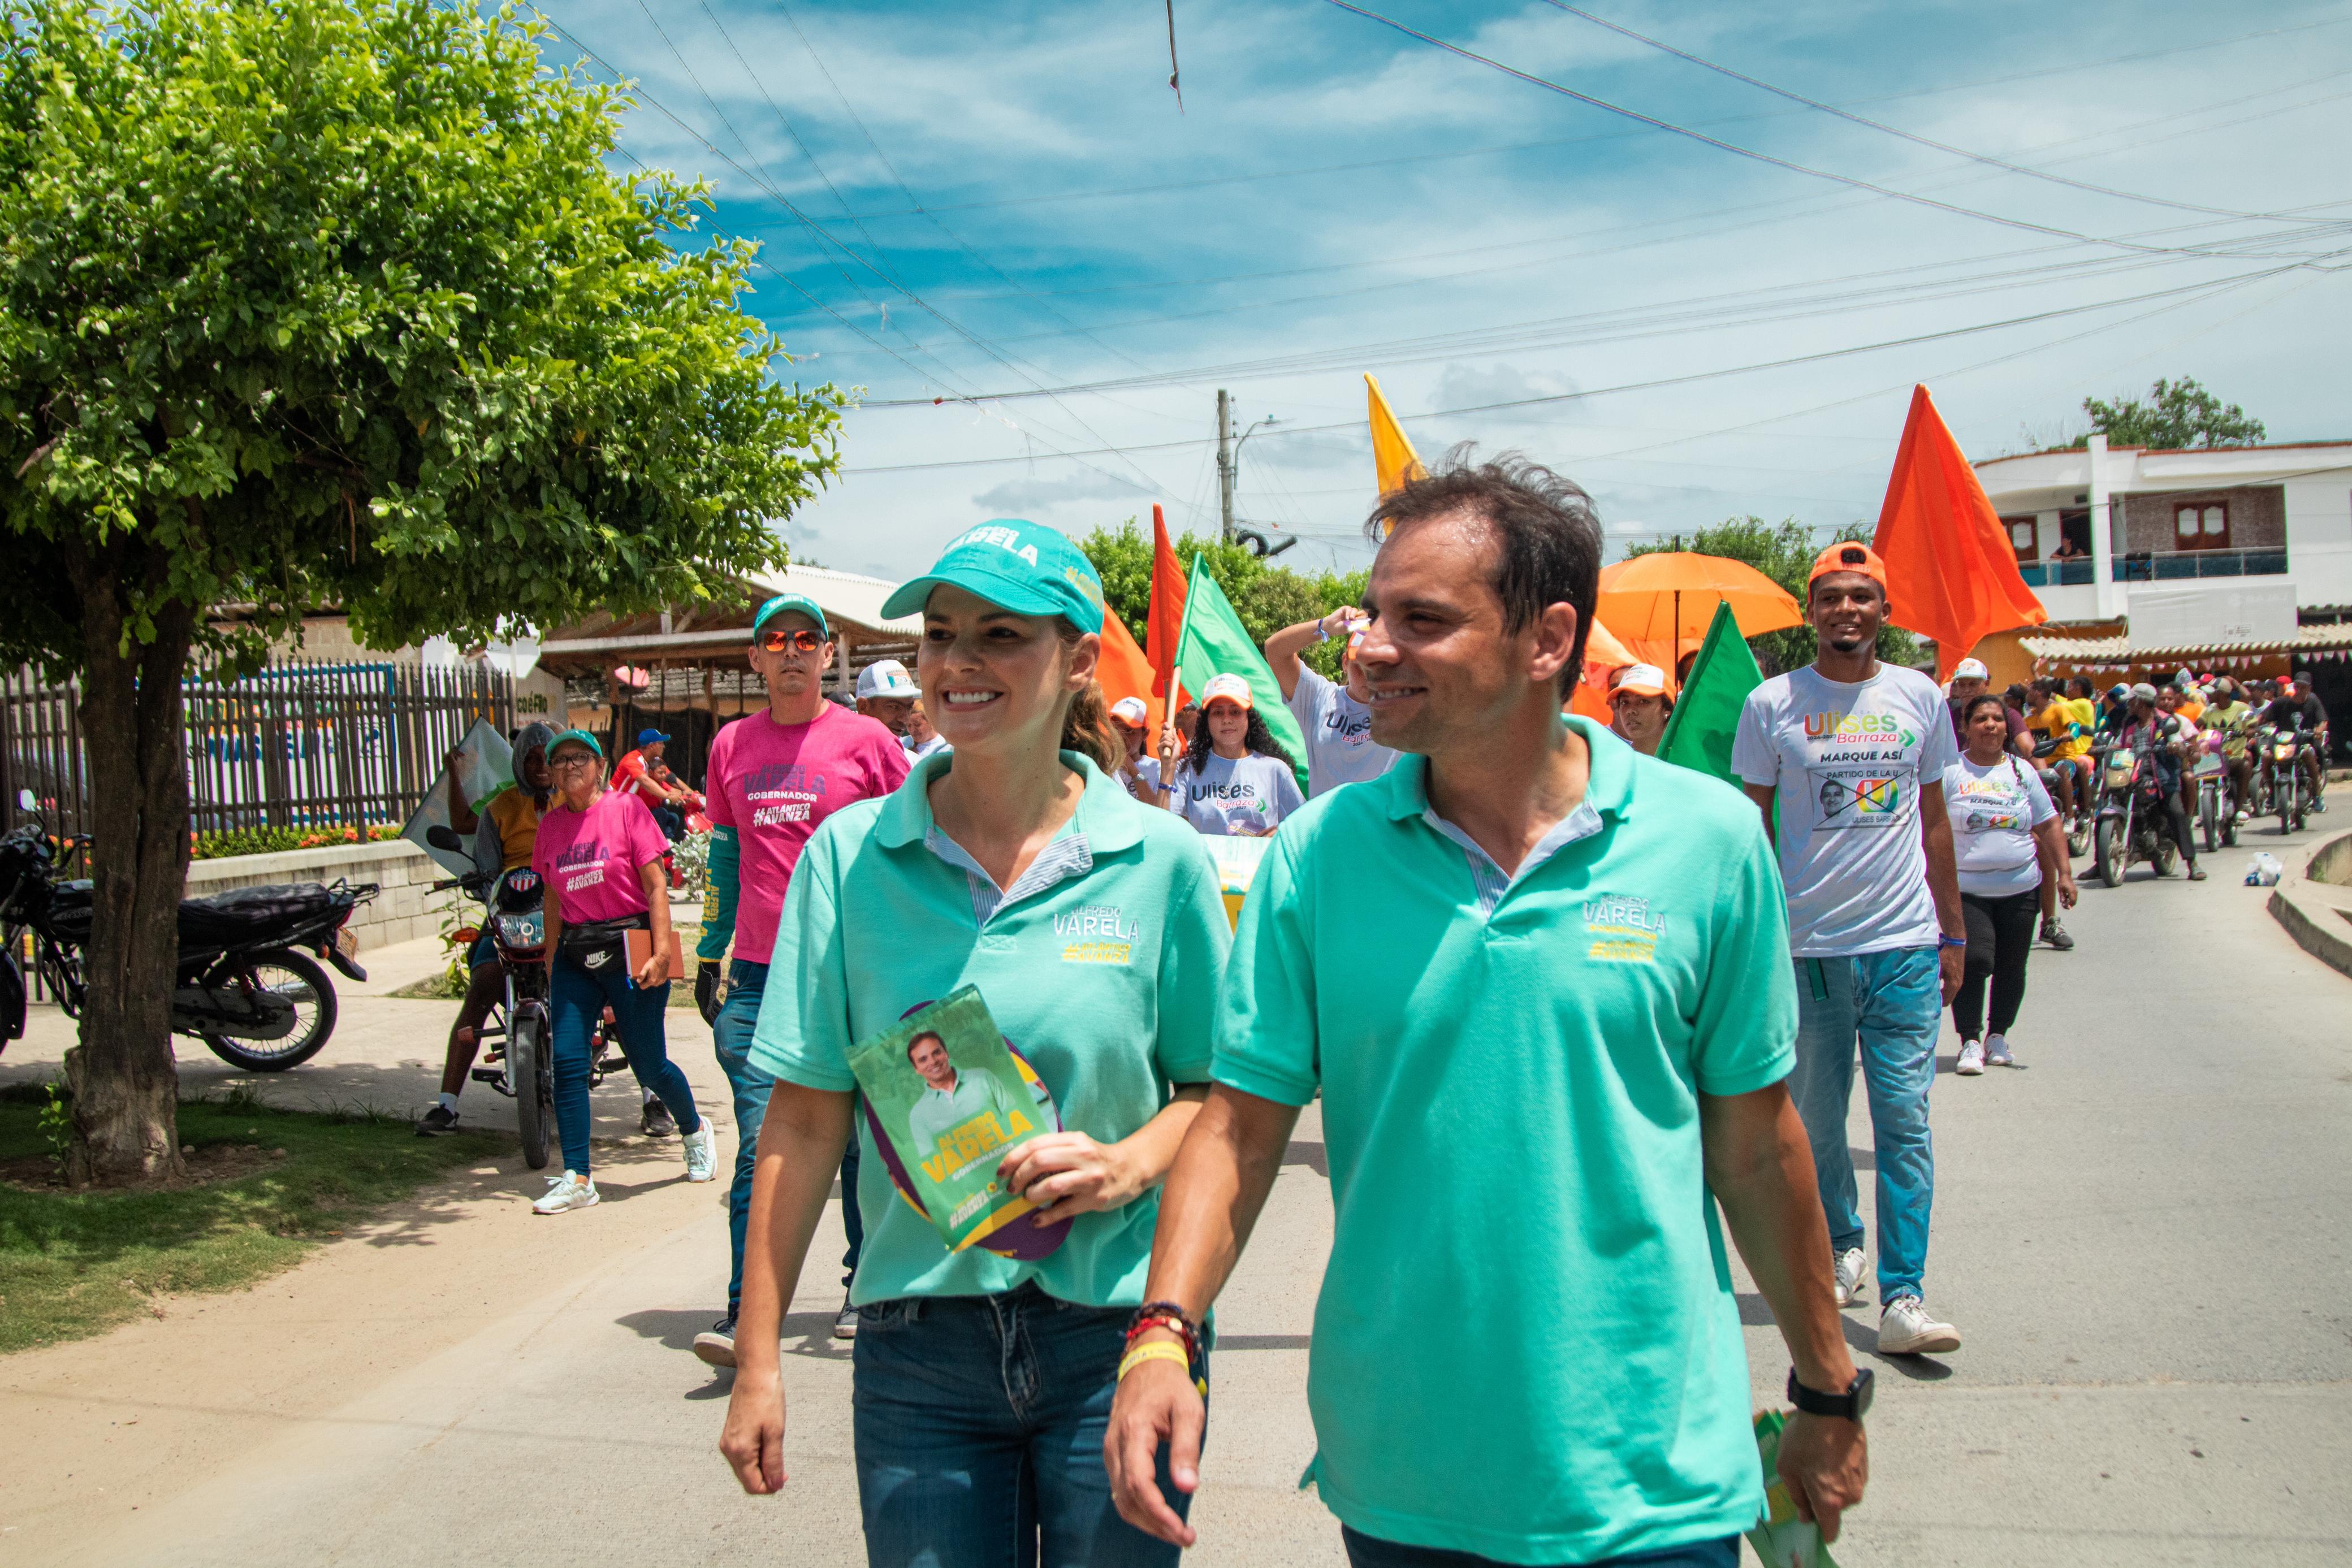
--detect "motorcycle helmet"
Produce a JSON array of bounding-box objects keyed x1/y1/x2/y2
[{"x1": 2129, "y1": 682, "x2": 2159, "y2": 704}]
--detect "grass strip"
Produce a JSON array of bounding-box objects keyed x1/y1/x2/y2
[{"x1": 0, "y1": 1084, "x2": 506, "y2": 1355}]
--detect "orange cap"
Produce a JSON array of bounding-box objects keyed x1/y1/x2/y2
[{"x1": 1808, "y1": 540, "x2": 1888, "y2": 588}]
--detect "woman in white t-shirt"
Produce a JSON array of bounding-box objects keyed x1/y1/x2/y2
[
  {"x1": 1167, "y1": 672, "x2": 1304, "y2": 837},
  {"x1": 1945, "y1": 693, "x2": 2078, "y2": 1075}
]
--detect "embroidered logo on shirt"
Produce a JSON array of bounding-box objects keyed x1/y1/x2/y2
[
  {"x1": 1581, "y1": 893, "x2": 1665, "y2": 963},
  {"x1": 1054, "y1": 903, "x2": 1138, "y2": 964}
]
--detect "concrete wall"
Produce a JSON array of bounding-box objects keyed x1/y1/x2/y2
[{"x1": 185, "y1": 838, "x2": 466, "y2": 952}]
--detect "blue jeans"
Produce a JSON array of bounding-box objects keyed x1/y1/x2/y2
[
  {"x1": 1788, "y1": 946, "x2": 1940, "y2": 1301},
  {"x1": 1339, "y1": 1526, "x2": 1737, "y2": 1568},
  {"x1": 852, "y1": 1283, "x2": 1201, "y2": 1568},
  {"x1": 712, "y1": 959, "x2": 865, "y2": 1314},
  {"x1": 548, "y1": 956, "x2": 701, "y2": 1176}
]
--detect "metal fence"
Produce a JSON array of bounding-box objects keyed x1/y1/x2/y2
[{"x1": 3, "y1": 656, "x2": 513, "y2": 841}]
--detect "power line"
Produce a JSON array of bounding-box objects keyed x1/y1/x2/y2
[
  {"x1": 1536, "y1": 1, "x2": 2308, "y2": 223},
  {"x1": 840, "y1": 266, "x2": 2313, "y2": 474},
  {"x1": 1315, "y1": 0, "x2": 2341, "y2": 264}
]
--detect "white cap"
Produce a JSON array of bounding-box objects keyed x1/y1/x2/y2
[
  {"x1": 1609, "y1": 663, "x2": 1668, "y2": 698},
  {"x1": 1109, "y1": 696, "x2": 1149, "y2": 726},
  {"x1": 855, "y1": 659, "x2": 918, "y2": 700},
  {"x1": 1952, "y1": 657, "x2": 1991, "y2": 681},
  {"x1": 1199, "y1": 672, "x2": 1255, "y2": 711}
]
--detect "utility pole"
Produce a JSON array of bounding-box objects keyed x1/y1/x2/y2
[{"x1": 1216, "y1": 387, "x2": 1234, "y2": 543}]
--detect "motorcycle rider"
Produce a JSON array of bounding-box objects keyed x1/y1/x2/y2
[
  {"x1": 416, "y1": 721, "x2": 556, "y2": 1137},
  {"x1": 2119, "y1": 683, "x2": 2207, "y2": 881},
  {"x1": 615, "y1": 728, "x2": 693, "y2": 842},
  {"x1": 2262, "y1": 674, "x2": 2329, "y2": 808}
]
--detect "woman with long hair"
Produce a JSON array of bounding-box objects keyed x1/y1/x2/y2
[
  {"x1": 1166, "y1": 672, "x2": 1303, "y2": 837},
  {"x1": 529, "y1": 730, "x2": 715, "y2": 1213},
  {"x1": 1945, "y1": 693, "x2": 2078, "y2": 1075},
  {"x1": 717, "y1": 520, "x2": 1232, "y2": 1567}
]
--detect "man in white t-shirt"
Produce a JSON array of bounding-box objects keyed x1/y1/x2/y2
[
  {"x1": 1731, "y1": 541, "x2": 1969, "y2": 1359},
  {"x1": 1265, "y1": 607, "x2": 1398, "y2": 796}
]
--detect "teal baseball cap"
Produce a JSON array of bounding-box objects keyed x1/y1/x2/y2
[
  {"x1": 547, "y1": 728, "x2": 603, "y2": 760},
  {"x1": 880, "y1": 519, "x2": 1106, "y2": 635},
  {"x1": 752, "y1": 592, "x2": 831, "y2": 641}
]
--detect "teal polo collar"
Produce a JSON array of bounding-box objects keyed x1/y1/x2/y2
[
  {"x1": 1376, "y1": 715, "x2": 1633, "y2": 824},
  {"x1": 874, "y1": 749, "x2": 1147, "y2": 855}
]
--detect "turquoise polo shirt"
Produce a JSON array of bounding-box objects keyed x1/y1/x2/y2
[
  {"x1": 1214, "y1": 718, "x2": 1797, "y2": 1565},
  {"x1": 750, "y1": 750, "x2": 1230, "y2": 1308}
]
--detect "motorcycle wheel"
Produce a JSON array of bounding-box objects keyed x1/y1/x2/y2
[
  {"x1": 2066, "y1": 814, "x2": 2092, "y2": 859},
  {"x1": 2200, "y1": 787, "x2": 2219, "y2": 855},
  {"x1": 2223, "y1": 806, "x2": 2239, "y2": 848},
  {"x1": 511, "y1": 1003, "x2": 551, "y2": 1171},
  {"x1": 2152, "y1": 826, "x2": 2178, "y2": 878},
  {"x1": 198, "y1": 950, "x2": 338, "y2": 1072},
  {"x1": 2281, "y1": 779, "x2": 2298, "y2": 838},
  {"x1": 2095, "y1": 818, "x2": 2122, "y2": 889}
]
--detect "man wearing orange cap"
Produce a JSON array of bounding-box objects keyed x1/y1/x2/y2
[
  {"x1": 1731, "y1": 541, "x2": 1968, "y2": 1358},
  {"x1": 1606, "y1": 664, "x2": 1672, "y2": 756}
]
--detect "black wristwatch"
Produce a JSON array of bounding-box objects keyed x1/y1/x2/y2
[{"x1": 1787, "y1": 1366, "x2": 1873, "y2": 1423}]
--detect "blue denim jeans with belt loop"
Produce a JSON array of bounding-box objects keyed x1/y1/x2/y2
[
  {"x1": 547, "y1": 956, "x2": 700, "y2": 1176},
  {"x1": 851, "y1": 1283, "x2": 1203, "y2": 1568},
  {"x1": 1787, "y1": 945, "x2": 1942, "y2": 1302},
  {"x1": 711, "y1": 959, "x2": 864, "y2": 1315}
]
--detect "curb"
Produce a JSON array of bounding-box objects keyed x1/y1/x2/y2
[{"x1": 2266, "y1": 828, "x2": 2352, "y2": 980}]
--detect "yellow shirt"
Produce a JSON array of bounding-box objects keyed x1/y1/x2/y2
[
  {"x1": 2035, "y1": 701, "x2": 2090, "y2": 763},
  {"x1": 484, "y1": 788, "x2": 544, "y2": 871}
]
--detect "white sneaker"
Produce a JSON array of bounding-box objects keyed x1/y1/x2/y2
[
  {"x1": 1832, "y1": 1247, "x2": 1867, "y2": 1309},
  {"x1": 1956, "y1": 1039, "x2": 1986, "y2": 1075},
  {"x1": 1984, "y1": 1033, "x2": 2014, "y2": 1067},
  {"x1": 533, "y1": 1171, "x2": 599, "y2": 1215},
  {"x1": 1878, "y1": 1296, "x2": 1961, "y2": 1355},
  {"x1": 682, "y1": 1125, "x2": 717, "y2": 1183}
]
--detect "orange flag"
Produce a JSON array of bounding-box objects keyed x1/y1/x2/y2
[
  {"x1": 1145, "y1": 504, "x2": 1189, "y2": 713},
  {"x1": 1367, "y1": 373, "x2": 1426, "y2": 501},
  {"x1": 1871, "y1": 385, "x2": 2046, "y2": 681},
  {"x1": 1096, "y1": 607, "x2": 1164, "y2": 731}
]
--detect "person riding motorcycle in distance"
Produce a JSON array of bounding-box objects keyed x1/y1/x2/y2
[
  {"x1": 2118, "y1": 683, "x2": 2207, "y2": 881},
  {"x1": 416, "y1": 721, "x2": 557, "y2": 1137},
  {"x1": 2261, "y1": 674, "x2": 2329, "y2": 806},
  {"x1": 2203, "y1": 682, "x2": 2260, "y2": 822},
  {"x1": 2028, "y1": 677, "x2": 2091, "y2": 832}
]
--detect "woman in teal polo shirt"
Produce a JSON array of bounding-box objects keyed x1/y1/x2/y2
[{"x1": 717, "y1": 519, "x2": 1231, "y2": 1568}]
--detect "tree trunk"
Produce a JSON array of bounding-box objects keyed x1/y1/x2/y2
[{"x1": 59, "y1": 538, "x2": 196, "y2": 1187}]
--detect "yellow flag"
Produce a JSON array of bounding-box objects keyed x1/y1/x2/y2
[{"x1": 1366, "y1": 373, "x2": 1425, "y2": 506}]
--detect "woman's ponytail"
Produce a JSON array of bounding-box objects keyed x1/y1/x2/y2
[{"x1": 1061, "y1": 678, "x2": 1125, "y2": 774}]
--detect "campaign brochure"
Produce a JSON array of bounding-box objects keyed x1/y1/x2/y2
[
  {"x1": 1746, "y1": 1410, "x2": 1839, "y2": 1568},
  {"x1": 846, "y1": 987, "x2": 1069, "y2": 1258}
]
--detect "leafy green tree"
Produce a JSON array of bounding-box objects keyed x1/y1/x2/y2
[
  {"x1": 1080, "y1": 522, "x2": 1367, "y2": 681},
  {"x1": 0, "y1": 0, "x2": 842, "y2": 1184},
  {"x1": 2073, "y1": 376, "x2": 2266, "y2": 451},
  {"x1": 1624, "y1": 517, "x2": 1918, "y2": 674}
]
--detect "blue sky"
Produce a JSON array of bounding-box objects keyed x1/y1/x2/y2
[{"x1": 534, "y1": 0, "x2": 2352, "y2": 577}]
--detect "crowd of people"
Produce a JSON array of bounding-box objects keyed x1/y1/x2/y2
[{"x1": 405, "y1": 461, "x2": 2333, "y2": 1568}]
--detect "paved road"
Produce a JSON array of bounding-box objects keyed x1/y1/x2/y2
[{"x1": 7, "y1": 817, "x2": 2350, "y2": 1566}]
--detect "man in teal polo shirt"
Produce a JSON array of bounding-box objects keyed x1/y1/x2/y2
[{"x1": 1107, "y1": 453, "x2": 1871, "y2": 1567}]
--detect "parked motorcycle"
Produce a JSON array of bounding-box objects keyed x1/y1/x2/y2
[
  {"x1": 426, "y1": 824, "x2": 630, "y2": 1169},
  {"x1": 1, "y1": 789, "x2": 375, "y2": 1068},
  {"x1": 2091, "y1": 727, "x2": 2181, "y2": 889}
]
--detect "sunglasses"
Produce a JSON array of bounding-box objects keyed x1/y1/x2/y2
[{"x1": 757, "y1": 627, "x2": 826, "y2": 654}]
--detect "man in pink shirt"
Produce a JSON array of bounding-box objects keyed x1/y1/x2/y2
[{"x1": 691, "y1": 592, "x2": 910, "y2": 1367}]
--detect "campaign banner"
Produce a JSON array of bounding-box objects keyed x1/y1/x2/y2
[
  {"x1": 847, "y1": 987, "x2": 1067, "y2": 1257},
  {"x1": 399, "y1": 719, "x2": 513, "y2": 877}
]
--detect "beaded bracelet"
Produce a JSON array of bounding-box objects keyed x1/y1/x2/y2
[{"x1": 1125, "y1": 1300, "x2": 1200, "y2": 1362}]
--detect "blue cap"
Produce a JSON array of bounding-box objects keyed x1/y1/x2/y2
[
  {"x1": 635, "y1": 728, "x2": 670, "y2": 747},
  {"x1": 881, "y1": 519, "x2": 1106, "y2": 635},
  {"x1": 752, "y1": 592, "x2": 831, "y2": 641}
]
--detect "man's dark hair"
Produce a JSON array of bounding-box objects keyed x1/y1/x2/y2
[{"x1": 1365, "y1": 444, "x2": 1602, "y2": 694}]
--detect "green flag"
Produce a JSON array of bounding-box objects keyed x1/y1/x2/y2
[
  {"x1": 1656, "y1": 599, "x2": 1763, "y2": 787},
  {"x1": 1175, "y1": 554, "x2": 1310, "y2": 787}
]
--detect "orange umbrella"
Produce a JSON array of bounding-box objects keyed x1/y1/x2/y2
[{"x1": 1597, "y1": 552, "x2": 1802, "y2": 679}]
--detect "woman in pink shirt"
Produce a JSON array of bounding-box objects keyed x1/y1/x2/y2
[{"x1": 530, "y1": 729, "x2": 716, "y2": 1213}]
